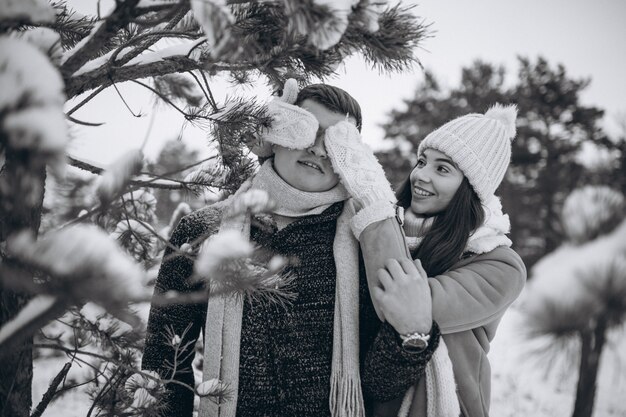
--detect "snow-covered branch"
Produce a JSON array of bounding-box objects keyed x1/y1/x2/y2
[
  {"x1": 67, "y1": 155, "x2": 221, "y2": 190},
  {"x1": 60, "y1": 0, "x2": 142, "y2": 77},
  {"x1": 66, "y1": 51, "x2": 231, "y2": 98}
]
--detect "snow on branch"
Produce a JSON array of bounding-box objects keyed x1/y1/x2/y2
[
  {"x1": 66, "y1": 40, "x2": 234, "y2": 98},
  {"x1": 0, "y1": 0, "x2": 56, "y2": 30},
  {"x1": 60, "y1": 0, "x2": 142, "y2": 77},
  {"x1": 0, "y1": 36, "x2": 68, "y2": 180},
  {"x1": 5, "y1": 225, "x2": 149, "y2": 313}
]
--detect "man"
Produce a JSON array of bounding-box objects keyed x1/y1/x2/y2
[{"x1": 142, "y1": 80, "x2": 439, "y2": 417}]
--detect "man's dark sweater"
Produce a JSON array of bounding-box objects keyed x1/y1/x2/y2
[{"x1": 142, "y1": 202, "x2": 440, "y2": 417}]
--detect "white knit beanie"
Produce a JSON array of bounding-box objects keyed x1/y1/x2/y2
[{"x1": 417, "y1": 103, "x2": 518, "y2": 203}]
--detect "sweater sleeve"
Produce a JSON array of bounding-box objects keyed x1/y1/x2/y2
[
  {"x1": 428, "y1": 246, "x2": 527, "y2": 334},
  {"x1": 362, "y1": 321, "x2": 440, "y2": 403},
  {"x1": 142, "y1": 214, "x2": 209, "y2": 417},
  {"x1": 359, "y1": 252, "x2": 441, "y2": 403}
]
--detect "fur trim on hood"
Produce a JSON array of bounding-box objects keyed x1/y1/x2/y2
[{"x1": 466, "y1": 196, "x2": 512, "y2": 255}]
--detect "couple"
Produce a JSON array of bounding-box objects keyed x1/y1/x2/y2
[{"x1": 142, "y1": 80, "x2": 526, "y2": 417}]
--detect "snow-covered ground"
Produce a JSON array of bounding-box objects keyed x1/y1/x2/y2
[
  {"x1": 490, "y1": 300, "x2": 626, "y2": 417},
  {"x1": 33, "y1": 295, "x2": 626, "y2": 416}
]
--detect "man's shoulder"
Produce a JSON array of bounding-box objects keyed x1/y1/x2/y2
[{"x1": 173, "y1": 201, "x2": 228, "y2": 241}]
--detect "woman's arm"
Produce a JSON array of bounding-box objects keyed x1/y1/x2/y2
[{"x1": 360, "y1": 257, "x2": 440, "y2": 403}]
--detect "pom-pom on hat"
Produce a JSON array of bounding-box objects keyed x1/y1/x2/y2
[{"x1": 417, "y1": 103, "x2": 518, "y2": 203}]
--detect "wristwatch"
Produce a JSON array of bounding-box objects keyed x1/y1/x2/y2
[{"x1": 399, "y1": 330, "x2": 430, "y2": 353}]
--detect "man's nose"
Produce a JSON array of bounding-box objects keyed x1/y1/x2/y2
[{"x1": 307, "y1": 135, "x2": 328, "y2": 159}]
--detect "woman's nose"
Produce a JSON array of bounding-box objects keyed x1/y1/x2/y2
[
  {"x1": 307, "y1": 135, "x2": 328, "y2": 158},
  {"x1": 412, "y1": 167, "x2": 431, "y2": 184}
]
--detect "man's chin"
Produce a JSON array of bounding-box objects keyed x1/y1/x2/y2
[{"x1": 298, "y1": 181, "x2": 337, "y2": 193}]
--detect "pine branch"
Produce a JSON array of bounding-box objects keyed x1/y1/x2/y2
[
  {"x1": 60, "y1": 0, "x2": 142, "y2": 78},
  {"x1": 46, "y1": 1, "x2": 97, "y2": 49},
  {"x1": 66, "y1": 52, "x2": 232, "y2": 98},
  {"x1": 342, "y1": 4, "x2": 431, "y2": 73},
  {"x1": 30, "y1": 362, "x2": 72, "y2": 417},
  {"x1": 108, "y1": 31, "x2": 199, "y2": 68},
  {"x1": 66, "y1": 115, "x2": 105, "y2": 127},
  {"x1": 66, "y1": 86, "x2": 107, "y2": 116},
  {"x1": 117, "y1": 1, "x2": 194, "y2": 67},
  {"x1": 67, "y1": 155, "x2": 220, "y2": 190}
]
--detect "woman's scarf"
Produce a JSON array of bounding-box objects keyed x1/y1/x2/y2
[
  {"x1": 398, "y1": 196, "x2": 512, "y2": 417},
  {"x1": 199, "y1": 160, "x2": 365, "y2": 417}
]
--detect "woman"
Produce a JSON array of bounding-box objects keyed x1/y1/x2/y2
[{"x1": 367, "y1": 104, "x2": 527, "y2": 417}]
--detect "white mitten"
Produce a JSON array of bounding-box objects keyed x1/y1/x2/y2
[
  {"x1": 325, "y1": 121, "x2": 397, "y2": 238},
  {"x1": 258, "y1": 78, "x2": 319, "y2": 151}
]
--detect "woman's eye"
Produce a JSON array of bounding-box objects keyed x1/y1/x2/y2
[
  {"x1": 416, "y1": 159, "x2": 426, "y2": 167},
  {"x1": 437, "y1": 165, "x2": 450, "y2": 173}
]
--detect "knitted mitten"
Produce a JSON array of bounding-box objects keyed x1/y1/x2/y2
[
  {"x1": 259, "y1": 78, "x2": 319, "y2": 151},
  {"x1": 324, "y1": 121, "x2": 396, "y2": 238}
]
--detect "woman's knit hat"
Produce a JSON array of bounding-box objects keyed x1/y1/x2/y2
[{"x1": 417, "y1": 103, "x2": 518, "y2": 203}]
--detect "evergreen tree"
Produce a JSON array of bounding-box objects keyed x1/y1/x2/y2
[
  {"x1": 524, "y1": 186, "x2": 626, "y2": 417},
  {"x1": 378, "y1": 57, "x2": 622, "y2": 268},
  {"x1": 0, "y1": 1, "x2": 431, "y2": 415}
]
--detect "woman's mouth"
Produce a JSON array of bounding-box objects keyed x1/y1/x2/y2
[
  {"x1": 413, "y1": 186, "x2": 434, "y2": 197},
  {"x1": 298, "y1": 160, "x2": 323, "y2": 173}
]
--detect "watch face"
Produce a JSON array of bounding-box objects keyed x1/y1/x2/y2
[{"x1": 403, "y1": 337, "x2": 428, "y2": 353}]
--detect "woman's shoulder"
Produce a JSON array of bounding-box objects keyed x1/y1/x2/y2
[
  {"x1": 448, "y1": 246, "x2": 527, "y2": 298},
  {"x1": 459, "y1": 245, "x2": 526, "y2": 276},
  {"x1": 464, "y1": 244, "x2": 521, "y2": 259}
]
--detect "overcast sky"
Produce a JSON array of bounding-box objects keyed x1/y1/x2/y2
[{"x1": 66, "y1": 0, "x2": 626, "y2": 165}]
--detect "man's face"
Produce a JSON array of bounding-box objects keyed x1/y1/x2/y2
[{"x1": 273, "y1": 99, "x2": 357, "y2": 192}]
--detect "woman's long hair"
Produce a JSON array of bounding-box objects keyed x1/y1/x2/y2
[{"x1": 396, "y1": 174, "x2": 485, "y2": 276}]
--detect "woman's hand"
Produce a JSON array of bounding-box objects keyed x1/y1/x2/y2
[{"x1": 371, "y1": 258, "x2": 432, "y2": 335}]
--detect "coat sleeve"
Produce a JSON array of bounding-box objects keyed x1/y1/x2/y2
[
  {"x1": 142, "y1": 213, "x2": 214, "y2": 417},
  {"x1": 428, "y1": 246, "x2": 526, "y2": 334},
  {"x1": 359, "y1": 252, "x2": 441, "y2": 404}
]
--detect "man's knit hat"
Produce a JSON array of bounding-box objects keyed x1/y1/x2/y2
[{"x1": 417, "y1": 103, "x2": 517, "y2": 203}]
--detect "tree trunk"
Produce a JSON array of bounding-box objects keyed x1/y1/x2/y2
[
  {"x1": 0, "y1": 149, "x2": 46, "y2": 417},
  {"x1": 572, "y1": 319, "x2": 608, "y2": 417},
  {"x1": 0, "y1": 290, "x2": 34, "y2": 417}
]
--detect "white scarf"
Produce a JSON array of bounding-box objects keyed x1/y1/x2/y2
[{"x1": 199, "y1": 161, "x2": 365, "y2": 417}]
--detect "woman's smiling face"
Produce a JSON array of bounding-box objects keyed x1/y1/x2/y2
[
  {"x1": 272, "y1": 99, "x2": 356, "y2": 192},
  {"x1": 409, "y1": 148, "x2": 465, "y2": 215}
]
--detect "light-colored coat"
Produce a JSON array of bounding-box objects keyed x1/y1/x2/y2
[{"x1": 407, "y1": 245, "x2": 526, "y2": 417}]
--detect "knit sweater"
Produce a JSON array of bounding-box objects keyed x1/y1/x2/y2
[
  {"x1": 142, "y1": 202, "x2": 440, "y2": 417},
  {"x1": 237, "y1": 203, "x2": 339, "y2": 416}
]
